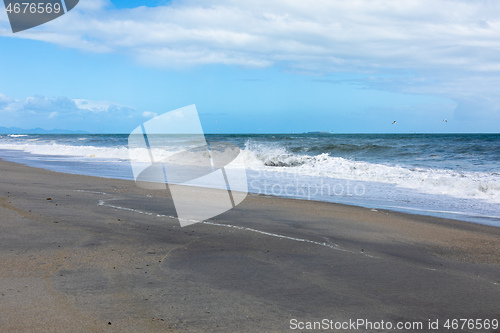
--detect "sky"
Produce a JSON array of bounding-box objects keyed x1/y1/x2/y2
[{"x1": 0, "y1": 0, "x2": 499, "y2": 133}]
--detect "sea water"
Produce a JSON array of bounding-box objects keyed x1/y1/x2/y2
[{"x1": 0, "y1": 133, "x2": 498, "y2": 226}]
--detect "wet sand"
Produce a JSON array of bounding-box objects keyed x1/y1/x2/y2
[{"x1": 0, "y1": 159, "x2": 499, "y2": 332}]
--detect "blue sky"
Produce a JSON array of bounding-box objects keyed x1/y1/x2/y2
[{"x1": 0, "y1": 0, "x2": 499, "y2": 133}]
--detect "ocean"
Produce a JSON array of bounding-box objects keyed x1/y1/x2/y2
[{"x1": 0, "y1": 133, "x2": 499, "y2": 226}]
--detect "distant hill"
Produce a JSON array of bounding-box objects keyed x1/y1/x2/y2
[
  {"x1": 304, "y1": 131, "x2": 331, "y2": 134},
  {"x1": 0, "y1": 127, "x2": 89, "y2": 134}
]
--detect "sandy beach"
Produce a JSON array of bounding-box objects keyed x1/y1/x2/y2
[{"x1": 0, "y1": 158, "x2": 499, "y2": 332}]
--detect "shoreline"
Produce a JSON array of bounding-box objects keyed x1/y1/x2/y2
[
  {"x1": 0, "y1": 158, "x2": 499, "y2": 332},
  {"x1": 1, "y1": 149, "x2": 499, "y2": 228}
]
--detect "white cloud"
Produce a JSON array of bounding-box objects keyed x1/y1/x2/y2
[
  {"x1": 2, "y1": 0, "x2": 500, "y2": 122},
  {"x1": 2, "y1": 0, "x2": 499, "y2": 73},
  {"x1": 73, "y1": 98, "x2": 135, "y2": 113},
  {"x1": 142, "y1": 111, "x2": 158, "y2": 118},
  {"x1": 0, "y1": 93, "x2": 14, "y2": 106},
  {"x1": 0, "y1": 93, "x2": 140, "y2": 132}
]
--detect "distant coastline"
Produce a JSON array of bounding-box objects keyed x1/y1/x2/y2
[
  {"x1": 0, "y1": 127, "x2": 89, "y2": 135},
  {"x1": 304, "y1": 131, "x2": 331, "y2": 134}
]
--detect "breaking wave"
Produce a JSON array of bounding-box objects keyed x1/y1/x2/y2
[
  {"x1": 239, "y1": 141, "x2": 500, "y2": 203},
  {"x1": 0, "y1": 136, "x2": 499, "y2": 204}
]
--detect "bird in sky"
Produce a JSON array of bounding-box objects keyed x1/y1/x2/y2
[
  {"x1": 443, "y1": 119, "x2": 447, "y2": 122},
  {"x1": 392, "y1": 121, "x2": 397, "y2": 124}
]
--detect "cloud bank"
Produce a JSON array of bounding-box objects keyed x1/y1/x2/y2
[
  {"x1": 1, "y1": 0, "x2": 498, "y2": 73},
  {"x1": 0, "y1": 93, "x2": 150, "y2": 132},
  {"x1": 1, "y1": 0, "x2": 500, "y2": 127}
]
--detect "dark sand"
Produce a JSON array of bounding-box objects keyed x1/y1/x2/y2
[{"x1": 0, "y1": 159, "x2": 499, "y2": 332}]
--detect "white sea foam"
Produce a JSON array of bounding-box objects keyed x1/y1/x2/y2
[
  {"x1": 0, "y1": 142, "x2": 181, "y2": 162},
  {"x1": 0, "y1": 142, "x2": 131, "y2": 160},
  {"x1": 97, "y1": 197, "x2": 373, "y2": 255},
  {"x1": 1, "y1": 138, "x2": 499, "y2": 204},
  {"x1": 239, "y1": 141, "x2": 500, "y2": 203}
]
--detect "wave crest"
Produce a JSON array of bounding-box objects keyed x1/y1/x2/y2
[
  {"x1": 240, "y1": 141, "x2": 500, "y2": 203},
  {"x1": 1, "y1": 138, "x2": 498, "y2": 204}
]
